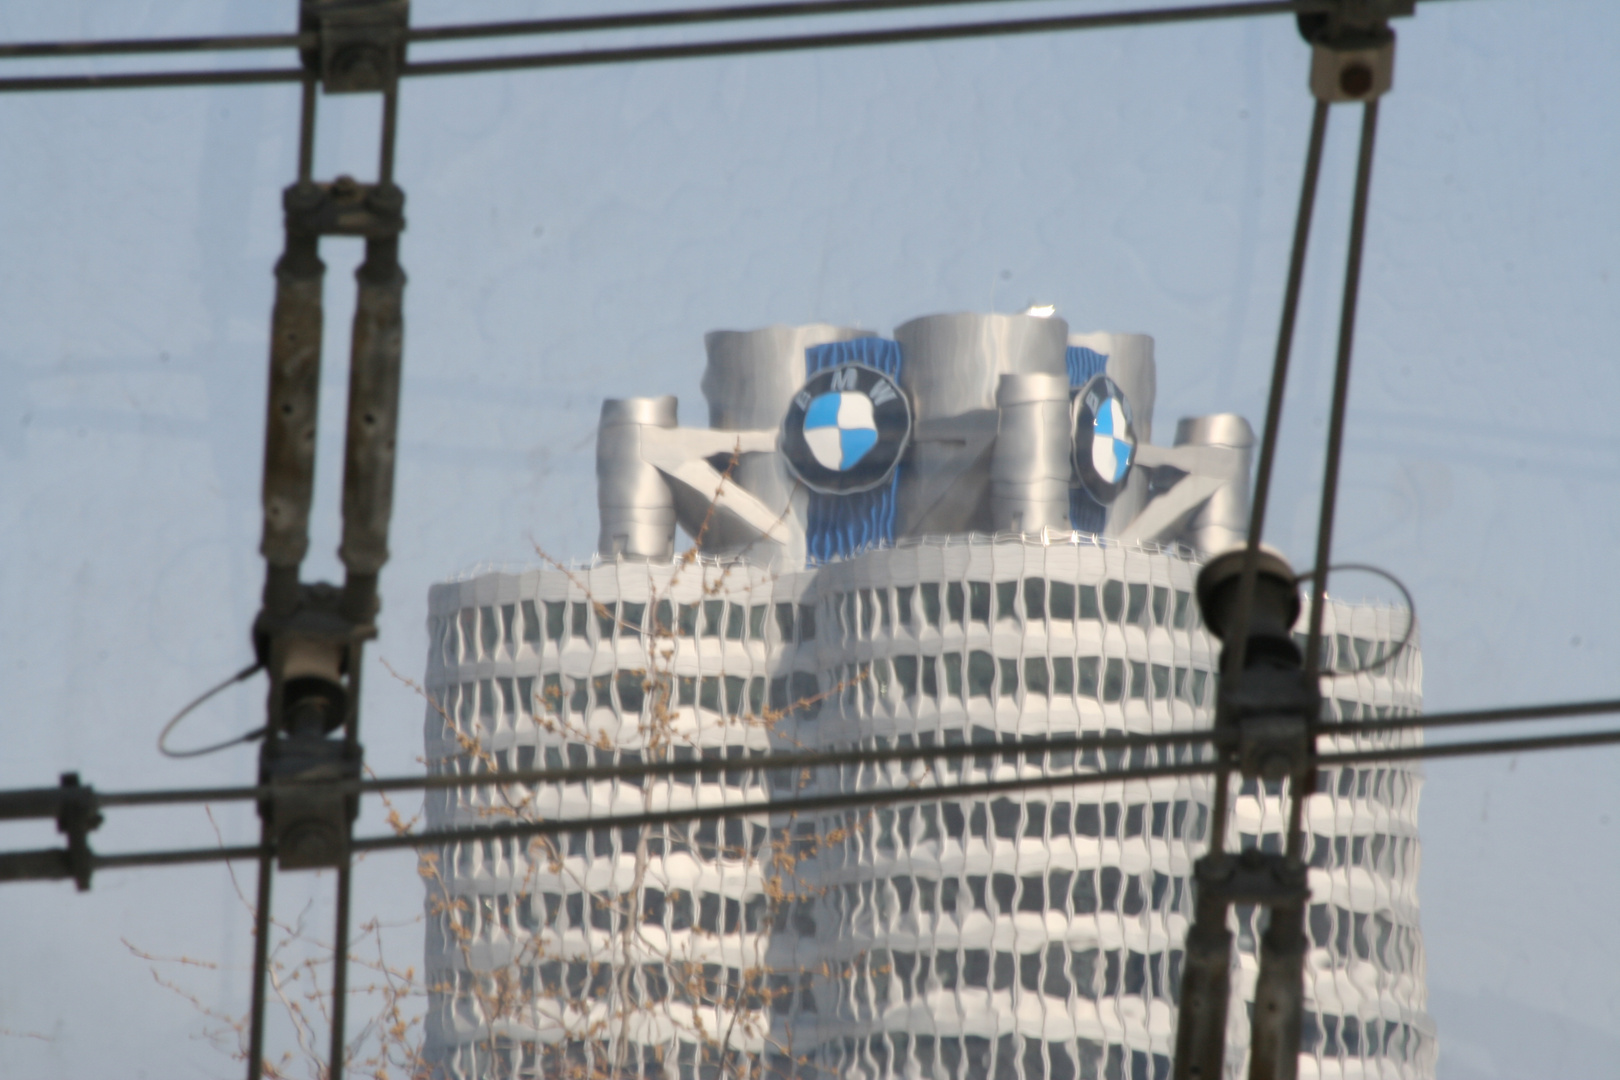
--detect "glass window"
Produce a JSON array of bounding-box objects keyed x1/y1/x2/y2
[
  {"x1": 1072, "y1": 870, "x2": 1098, "y2": 914},
  {"x1": 997, "y1": 657, "x2": 1019, "y2": 698},
  {"x1": 541, "y1": 674, "x2": 562, "y2": 716},
  {"x1": 1024, "y1": 657, "x2": 1049, "y2": 697},
  {"x1": 724, "y1": 675, "x2": 746, "y2": 717},
  {"x1": 774, "y1": 602, "x2": 795, "y2": 643},
  {"x1": 653, "y1": 598, "x2": 673, "y2": 635},
  {"x1": 996, "y1": 580, "x2": 1018, "y2": 621},
  {"x1": 748, "y1": 604, "x2": 767, "y2": 640},
  {"x1": 1127, "y1": 584, "x2": 1148, "y2": 624},
  {"x1": 946, "y1": 582, "x2": 964, "y2": 622},
  {"x1": 943, "y1": 653, "x2": 963, "y2": 696},
  {"x1": 896, "y1": 585, "x2": 914, "y2": 627},
  {"x1": 702, "y1": 599, "x2": 724, "y2": 637},
  {"x1": 921, "y1": 656, "x2": 939, "y2": 698},
  {"x1": 920, "y1": 583, "x2": 941, "y2": 626},
  {"x1": 1151, "y1": 586, "x2": 1169, "y2": 626},
  {"x1": 570, "y1": 601, "x2": 589, "y2": 639},
  {"x1": 699, "y1": 676, "x2": 721, "y2": 712},
  {"x1": 893, "y1": 655, "x2": 919, "y2": 698},
  {"x1": 1023, "y1": 578, "x2": 1046, "y2": 621},
  {"x1": 480, "y1": 607, "x2": 500, "y2": 656},
  {"x1": 1101, "y1": 580, "x2": 1124, "y2": 622},
  {"x1": 622, "y1": 601, "x2": 645, "y2": 639},
  {"x1": 1075, "y1": 804, "x2": 1101, "y2": 837},
  {"x1": 618, "y1": 670, "x2": 644, "y2": 712},
  {"x1": 966, "y1": 652, "x2": 992, "y2": 697},
  {"x1": 859, "y1": 589, "x2": 875, "y2": 636},
  {"x1": 1103, "y1": 658, "x2": 1125, "y2": 702},
  {"x1": 968, "y1": 581, "x2": 990, "y2": 623},
  {"x1": 1077, "y1": 583, "x2": 1099, "y2": 621},
  {"x1": 1174, "y1": 589, "x2": 1191, "y2": 629},
  {"x1": 843, "y1": 592, "x2": 857, "y2": 637},
  {"x1": 1077, "y1": 657, "x2": 1100, "y2": 698},
  {"x1": 1052, "y1": 656, "x2": 1074, "y2": 695},
  {"x1": 1151, "y1": 664, "x2": 1170, "y2": 700},
  {"x1": 595, "y1": 602, "x2": 618, "y2": 639},
  {"x1": 1191, "y1": 669, "x2": 1208, "y2": 706},
  {"x1": 878, "y1": 589, "x2": 892, "y2": 631},
  {"x1": 726, "y1": 605, "x2": 746, "y2": 641},
  {"x1": 1049, "y1": 580, "x2": 1074, "y2": 620},
  {"x1": 797, "y1": 602, "x2": 816, "y2": 641},
  {"x1": 1050, "y1": 802, "x2": 1072, "y2": 836}
]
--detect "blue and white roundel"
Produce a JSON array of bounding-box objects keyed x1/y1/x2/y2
[
  {"x1": 781, "y1": 363, "x2": 912, "y2": 495},
  {"x1": 1072, "y1": 374, "x2": 1136, "y2": 504},
  {"x1": 1090, "y1": 394, "x2": 1133, "y2": 484},
  {"x1": 803, "y1": 391, "x2": 879, "y2": 471}
]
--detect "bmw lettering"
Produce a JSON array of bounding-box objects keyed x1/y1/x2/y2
[
  {"x1": 1072, "y1": 373, "x2": 1136, "y2": 503},
  {"x1": 780, "y1": 363, "x2": 912, "y2": 494}
]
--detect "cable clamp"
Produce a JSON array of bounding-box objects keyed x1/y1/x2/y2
[
  {"x1": 284, "y1": 176, "x2": 405, "y2": 240},
  {"x1": 301, "y1": 0, "x2": 409, "y2": 94},
  {"x1": 1195, "y1": 849, "x2": 1309, "y2": 910},
  {"x1": 1299, "y1": 2, "x2": 1409, "y2": 103}
]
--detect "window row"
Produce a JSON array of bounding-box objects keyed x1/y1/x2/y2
[
  {"x1": 434, "y1": 742, "x2": 775, "y2": 793},
  {"x1": 838, "y1": 654, "x2": 1214, "y2": 712},
  {"x1": 441, "y1": 1030, "x2": 1166, "y2": 1080},
  {"x1": 1304, "y1": 829, "x2": 1417, "y2": 878},
  {"x1": 832, "y1": 944, "x2": 1182, "y2": 1012},
  {"x1": 433, "y1": 598, "x2": 821, "y2": 666},
  {"x1": 433, "y1": 882, "x2": 772, "y2": 943},
  {"x1": 1301, "y1": 1012, "x2": 1428, "y2": 1063},
  {"x1": 811, "y1": 866, "x2": 1190, "y2": 932},
  {"x1": 930, "y1": 796, "x2": 1209, "y2": 845},
  {"x1": 430, "y1": 818, "x2": 772, "y2": 880},
  {"x1": 441, "y1": 959, "x2": 785, "y2": 1014},
  {"x1": 828, "y1": 578, "x2": 1202, "y2": 644},
  {"x1": 792, "y1": 1033, "x2": 1167, "y2": 1080},
  {"x1": 438, "y1": 1037, "x2": 754, "y2": 1080}
]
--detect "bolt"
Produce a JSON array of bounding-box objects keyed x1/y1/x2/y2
[{"x1": 1339, "y1": 63, "x2": 1374, "y2": 98}]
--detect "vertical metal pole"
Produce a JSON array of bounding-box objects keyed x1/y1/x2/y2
[
  {"x1": 326, "y1": 855, "x2": 355, "y2": 1079},
  {"x1": 1172, "y1": 99, "x2": 1332, "y2": 1080},
  {"x1": 1249, "y1": 99, "x2": 1382, "y2": 1080},
  {"x1": 245, "y1": 848, "x2": 276, "y2": 1080}
]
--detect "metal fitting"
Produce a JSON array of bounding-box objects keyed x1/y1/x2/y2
[
  {"x1": 1298, "y1": 4, "x2": 1408, "y2": 104},
  {"x1": 301, "y1": 0, "x2": 409, "y2": 94},
  {"x1": 1194, "y1": 849, "x2": 1310, "y2": 909},
  {"x1": 283, "y1": 177, "x2": 406, "y2": 240}
]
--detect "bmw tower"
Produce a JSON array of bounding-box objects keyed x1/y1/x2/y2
[{"x1": 418, "y1": 312, "x2": 1432, "y2": 1080}]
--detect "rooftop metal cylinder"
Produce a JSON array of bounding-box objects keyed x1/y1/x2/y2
[
  {"x1": 1176, "y1": 413, "x2": 1256, "y2": 554},
  {"x1": 700, "y1": 325, "x2": 868, "y2": 560},
  {"x1": 701, "y1": 323, "x2": 873, "y2": 431},
  {"x1": 895, "y1": 312, "x2": 1069, "y2": 420},
  {"x1": 990, "y1": 372, "x2": 1073, "y2": 534},
  {"x1": 596, "y1": 396, "x2": 678, "y2": 561}
]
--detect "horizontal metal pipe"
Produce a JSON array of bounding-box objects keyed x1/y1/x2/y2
[{"x1": 0, "y1": 1, "x2": 1328, "y2": 93}]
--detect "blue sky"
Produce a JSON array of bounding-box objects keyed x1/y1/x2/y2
[{"x1": 2, "y1": 2, "x2": 1617, "y2": 1075}]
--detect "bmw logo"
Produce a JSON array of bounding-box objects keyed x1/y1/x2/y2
[
  {"x1": 1072, "y1": 374, "x2": 1136, "y2": 504},
  {"x1": 780, "y1": 363, "x2": 912, "y2": 495}
]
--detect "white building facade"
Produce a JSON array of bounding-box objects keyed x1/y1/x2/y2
[{"x1": 419, "y1": 314, "x2": 1432, "y2": 1080}]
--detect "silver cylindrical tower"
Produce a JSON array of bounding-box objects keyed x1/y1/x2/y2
[
  {"x1": 596, "y1": 395, "x2": 678, "y2": 560},
  {"x1": 1174, "y1": 413, "x2": 1255, "y2": 555},
  {"x1": 990, "y1": 372, "x2": 1073, "y2": 534},
  {"x1": 895, "y1": 313, "x2": 1070, "y2": 537},
  {"x1": 702, "y1": 324, "x2": 872, "y2": 558}
]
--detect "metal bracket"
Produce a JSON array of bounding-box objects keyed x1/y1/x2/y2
[
  {"x1": 1195, "y1": 848, "x2": 1309, "y2": 910},
  {"x1": 262, "y1": 736, "x2": 363, "y2": 870},
  {"x1": 0, "y1": 773, "x2": 103, "y2": 889},
  {"x1": 301, "y1": 0, "x2": 409, "y2": 94},
  {"x1": 284, "y1": 176, "x2": 405, "y2": 240},
  {"x1": 1219, "y1": 662, "x2": 1318, "y2": 781},
  {"x1": 1299, "y1": 2, "x2": 1409, "y2": 103}
]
